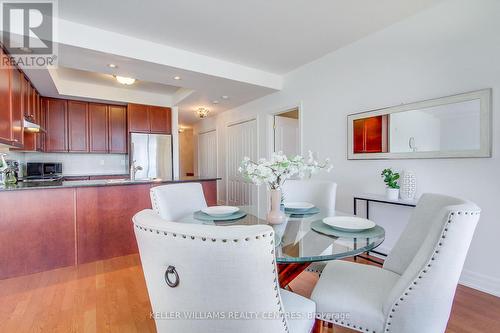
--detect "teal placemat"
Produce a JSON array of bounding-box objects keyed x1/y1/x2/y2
[
  {"x1": 285, "y1": 207, "x2": 320, "y2": 215},
  {"x1": 311, "y1": 220, "x2": 385, "y2": 239},
  {"x1": 193, "y1": 210, "x2": 247, "y2": 222}
]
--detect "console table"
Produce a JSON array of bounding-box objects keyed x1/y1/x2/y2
[{"x1": 353, "y1": 193, "x2": 417, "y2": 265}]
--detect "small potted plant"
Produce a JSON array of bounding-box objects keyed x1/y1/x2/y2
[{"x1": 381, "y1": 168, "x2": 400, "y2": 200}]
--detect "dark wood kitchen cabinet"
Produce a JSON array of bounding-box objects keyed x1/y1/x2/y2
[
  {"x1": 108, "y1": 105, "x2": 127, "y2": 153},
  {"x1": 10, "y1": 69, "x2": 23, "y2": 147},
  {"x1": 0, "y1": 188, "x2": 76, "y2": 279},
  {"x1": 0, "y1": 48, "x2": 11, "y2": 144},
  {"x1": 127, "y1": 103, "x2": 149, "y2": 132},
  {"x1": 128, "y1": 103, "x2": 171, "y2": 134},
  {"x1": 149, "y1": 105, "x2": 171, "y2": 134},
  {"x1": 89, "y1": 103, "x2": 109, "y2": 153},
  {"x1": 68, "y1": 100, "x2": 89, "y2": 152},
  {"x1": 36, "y1": 92, "x2": 45, "y2": 151},
  {"x1": 44, "y1": 98, "x2": 68, "y2": 152},
  {"x1": 20, "y1": 83, "x2": 39, "y2": 151},
  {"x1": 76, "y1": 184, "x2": 151, "y2": 264}
]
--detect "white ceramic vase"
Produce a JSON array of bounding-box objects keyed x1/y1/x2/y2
[
  {"x1": 400, "y1": 170, "x2": 417, "y2": 200},
  {"x1": 386, "y1": 188, "x2": 399, "y2": 201},
  {"x1": 267, "y1": 189, "x2": 286, "y2": 225}
]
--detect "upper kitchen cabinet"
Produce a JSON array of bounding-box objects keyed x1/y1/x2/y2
[
  {"x1": 44, "y1": 98, "x2": 68, "y2": 152},
  {"x1": 68, "y1": 100, "x2": 89, "y2": 152},
  {"x1": 10, "y1": 68, "x2": 23, "y2": 147},
  {"x1": 149, "y1": 105, "x2": 172, "y2": 134},
  {"x1": 89, "y1": 103, "x2": 109, "y2": 153},
  {"x1": 0, "y1": 48, "x2": 11, "y2": 145},
  {"x1": 108, "y1": 105, "x2": 127, "y2": 153},
  {"x1": 128, "y1": 103, "x2": 171, "y2": 134},
  {"x1": 127, "y1": 103, "x2": 149, "y2": 132}
]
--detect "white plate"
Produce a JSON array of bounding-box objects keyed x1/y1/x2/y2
[
  {"x1": 201, "y1": 206, "x2": 240, "y2": 217},
  {"x1": 284, "y1": 202, "x2": 314, "y2": 210},
  {"x1": 322, "y1": 216, "x2": 376, "y2": 232}
]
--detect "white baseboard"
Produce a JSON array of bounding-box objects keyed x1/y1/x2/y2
[{"x1": 459, "y1": 269, "x2": 500, "y2": 297}]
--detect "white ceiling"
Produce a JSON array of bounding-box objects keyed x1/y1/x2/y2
[
  {"x1": 13, "y1": 0, "x2": 441, "y2": 125},
  {"x1": 56, "y1": 67, "x2": 180, "y2": 94},
  {"x1": 58, "y1": 0, "x2": 439, "y2": 74}
]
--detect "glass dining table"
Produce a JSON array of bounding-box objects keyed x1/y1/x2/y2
[{"x1": 179, "y1": 206, "x2": 385, "y2": 287}]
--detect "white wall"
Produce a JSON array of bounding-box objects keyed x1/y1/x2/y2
[{"x1": 195, "y1": 0, "x2": 500, "y2": 296}]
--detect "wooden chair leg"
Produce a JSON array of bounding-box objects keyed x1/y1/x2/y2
[{"x1": 312, "y1": 318, "x2": 323, "y2": 333}]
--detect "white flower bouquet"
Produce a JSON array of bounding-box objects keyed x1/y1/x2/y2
[{"x1": 238, "y1": 151, "x2": 332, "y2": 190}]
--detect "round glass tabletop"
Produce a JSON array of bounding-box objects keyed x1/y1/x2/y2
[{"x1": 178, "y1": 206, "x2": 385, "y2": 264}]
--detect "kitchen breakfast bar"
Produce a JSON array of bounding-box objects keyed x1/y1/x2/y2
[{"x1": 0, "y1": 177, "x2": 219, "y2": 280}]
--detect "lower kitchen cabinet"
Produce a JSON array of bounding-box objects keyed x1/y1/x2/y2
[
  {"x1": 75, "y1": 184, "x2": 152, "y2": 264},
  {"x1": 0, "y1": 180, "x2": 218, "y2": 279},
  {"x1": 0, "y1": 189, "x2": 76, "y2": 280}
]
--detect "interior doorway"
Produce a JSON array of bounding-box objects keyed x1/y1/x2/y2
[{"x1": 274, "y1": 108, "x2": 300, "y2": 157}]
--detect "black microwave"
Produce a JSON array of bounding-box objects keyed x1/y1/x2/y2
[{"x1": 26, "y1": 162, "x2": 63, "y2": 179}]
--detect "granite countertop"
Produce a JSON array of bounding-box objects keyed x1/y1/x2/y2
[{"x1": 0, "y1": 176, "x2": 221, "y2": 191}]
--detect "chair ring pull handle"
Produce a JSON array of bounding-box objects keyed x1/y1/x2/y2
[{"x1": 165, "y1": 266, "x2": 179, "y2": 288}]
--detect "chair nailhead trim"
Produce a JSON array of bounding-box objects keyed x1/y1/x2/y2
[
  {"x1": 384, "y1": 210, "x2": 480, "y2": 332},
  {"x1": 135, "y1": 225, "x2": 286, "y2": 331}
]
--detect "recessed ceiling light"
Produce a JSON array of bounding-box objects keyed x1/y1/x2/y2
[
  {"x1": 108, "y1": 63, "x2": 118, "y2": 68},
  {"x1": 221, "y1": 95, "x2": 229, "y2": 100},
  {"x1": 115, "y1": 75, "x2": 136, "y2": 85},
  {"x1": 212, "y1": 100, "x2": 219, "y2": 104},
  {"x1": 173, "y1": 76, "x2": 181, "y2": 80}
]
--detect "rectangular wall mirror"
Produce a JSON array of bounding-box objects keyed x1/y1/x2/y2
[{"x1": 347, "y1": 89, "x2": 492, "y2": 159}]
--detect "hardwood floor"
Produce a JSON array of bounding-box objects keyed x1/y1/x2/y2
[{"x1": 0, "y1": 254, "x2": 498, "y2": 333}]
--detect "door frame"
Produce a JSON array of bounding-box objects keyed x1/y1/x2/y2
[
  {"x1": 225, "y1": 116, "x2": 260, "y2": 208},
  {"x1": 267, "y1": 102, "x2": 303, "y2": 158}
]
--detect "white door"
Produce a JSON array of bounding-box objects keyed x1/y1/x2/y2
[
  {"x1": 227, "y1": 119, "x2": 258, "y2": 207},
  {"x1": 198, "y1": 130, "x2": 217, "y2": 178},
  {"x1": 274, "y1": 115, "x2": 299, "y2": 157}
]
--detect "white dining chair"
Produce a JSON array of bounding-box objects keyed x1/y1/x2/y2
[
  {"x1": 311, "y1": 193, "x2": 480, "y2": 333},
  {"x1": 150, "y1": 182, "x2": 207, "y2": 221},
  {"x1": 282, "y1": 180, "x2": 337, "y2": 216},
  {"x1": 133, "y1": 209, "x2": 316, "y2": 333},
  {"x1": 282, "y1": 180, "x2": 337, "y2": 275}
]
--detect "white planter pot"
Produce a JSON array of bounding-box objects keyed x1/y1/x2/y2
[
  {"x1": 267, "y1": 189, "x2": 286, "y2": 225},
  {"x1": 386, "y1": 188, "x2": 400, "y2": 201}
]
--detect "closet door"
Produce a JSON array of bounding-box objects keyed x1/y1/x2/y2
[
  {"x1": 198, "y1": 130, "x2": 217, "y2": 178},
  {"x1": 226, "y1": 119, "x2": 258, "y2": 207}
]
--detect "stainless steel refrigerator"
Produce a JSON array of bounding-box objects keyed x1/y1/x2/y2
[{"x1": 130, "y1": 133, "x2": 173, "y2": 180}]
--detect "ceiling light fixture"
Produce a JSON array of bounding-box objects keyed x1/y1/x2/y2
[
  {"x1": 108, "y1": 63, "x2": 117, "y2": 68},
  {"x1": 196, "y1": 107, "x2": 210, "y2": 119},
  {"x1": 221, "y1": 95, "x2": 229, "y2": 100},
  {"x1": 173, "y1": 76, "x2": 181, "y2": 80},
  {"x1": 212, "y1": 100, "x2": 219, "y2": 104},
  {"x1": 115, "y1": 75, "x2": 136, "y2": 85}
]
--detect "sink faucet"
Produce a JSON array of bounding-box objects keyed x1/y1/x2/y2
[{"x1": 130, "y1": 160, "x2": 143, "y2": 181}]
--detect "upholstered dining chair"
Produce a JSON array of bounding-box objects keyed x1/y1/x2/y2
[
  {"x1": 311, "y1": 193, "x2": 481, "y2": 333},
  {"x1": 282, "y1": 180, "x2": 337, "y2": 274},
  {"x1": 282, "y1": 180, "x2": 337, "y2": 216},
  {"x1": 133, "y1": 209, "x2": 316, "y2": 333},
  {"x1": 150, "y1": 182, "x2": 207, "y2": 220}
]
